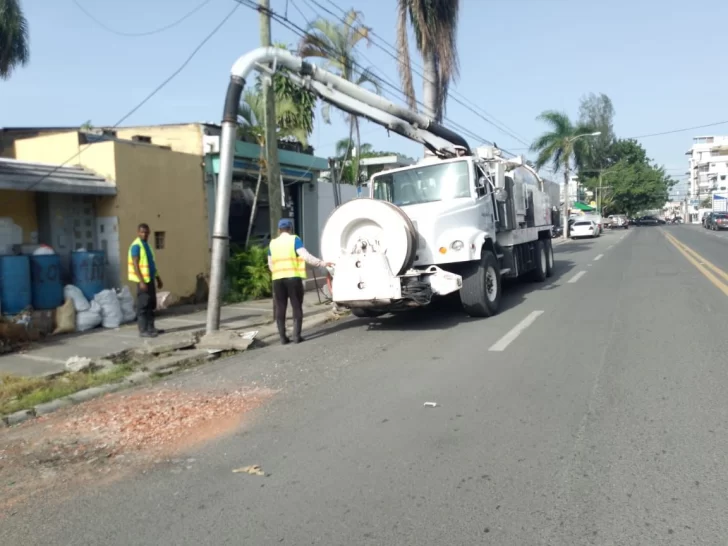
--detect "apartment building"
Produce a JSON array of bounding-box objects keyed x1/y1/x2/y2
[{"x1": 687, "y1": 135, "x2": 728, "y2": 200}]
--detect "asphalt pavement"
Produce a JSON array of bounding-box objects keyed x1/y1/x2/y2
[{"x1": 4, "y1": 224, "x2": 728, "y2": 545}]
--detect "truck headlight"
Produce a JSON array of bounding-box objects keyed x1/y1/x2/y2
[{"x1": 451, "y1": 240, "x2": 464, "y2": 251}]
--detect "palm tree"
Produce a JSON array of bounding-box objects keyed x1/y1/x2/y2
[
  {"x1": 530, "y1": 110, "x2": 596, "y2": 237},
  {"x1": 396, "y1": 0, "x2": 460, "y2": 122},
  {"x1": 0, "y1": 0, "x2": 30, "y2": 80},
  {"x1": 530, "y1": 110, "x2": 596, "y2": 187},
  {"x1": 238, "y1": 90, "x2": 306, "y2": 248},
  {"x1": 299, "y1": 10, "x2": 380, "y2": 184}
]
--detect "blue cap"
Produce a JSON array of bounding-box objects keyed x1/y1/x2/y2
[{"x1": 278, "y1": 218, "x2": 293, "y2": 229}]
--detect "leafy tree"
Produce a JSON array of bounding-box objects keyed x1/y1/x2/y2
[
  {"x1": 254, "y1": 42, "x2": 317, "y2": 139},
  {"x1": 577, "y1": 93, "x2": 615, "y2": 173},
  {"x1": 579, "y1": 139, "x2": 676, "y2": 216},
  {"x1": 530, "y1": 110, "x2": 596, "y2": 187},
  {"x1": 299, "y1": 10, "x2": 380, "y2": 184},
  {"x1": 396, "y1": 0, "x2": 460, "y2": 122},
  {"x1": 0, "y1": 0, "x2": 29, "y2": 80}
]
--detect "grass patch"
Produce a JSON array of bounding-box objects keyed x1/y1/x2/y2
[{"x1": 0, "y1": 363, "x2": 136, "y2": 416}]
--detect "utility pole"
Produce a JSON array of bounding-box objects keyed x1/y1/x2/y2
[{"x1": 259, "y1": 0, "x2": 283, "y2": 235}]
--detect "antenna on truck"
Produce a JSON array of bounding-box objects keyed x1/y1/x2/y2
[{"x1": 206, "y1": 47, "x2": 472, "y2": 333}]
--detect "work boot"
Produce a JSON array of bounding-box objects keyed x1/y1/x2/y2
[
  {"x1": 147, "y1": 317, "x2": 165, "y2": 336},
  {"x1": 276, "y1": 319, "x2": 290, "y2": 345},
  {"x1": 292, "y1": 319, "x2": 305, "y2": 344}
]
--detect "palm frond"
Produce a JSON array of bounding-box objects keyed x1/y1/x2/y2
[{"x1": 0, "y1": 0, "x2": 30, "y2": 79}]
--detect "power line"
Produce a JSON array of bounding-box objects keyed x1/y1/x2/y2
[
  {"x1": 25, "y1": 2, "x2": 240, "y2": 191},
  {"x1": 308, "y1": 0, "x2": 532, "y2": 147},
  {"x1": 627, "y1": 120, "x2": 728, "y2": 140},
  {"x1": 241, "y1": 0, "x2": 512, "y2": 157},
  {"x1": 72, "y1": 0, "x2": 214, "y2": 37}
]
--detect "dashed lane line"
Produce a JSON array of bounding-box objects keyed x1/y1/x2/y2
[
  {"x1": 568, "y1": 271, "x2": 587, "y2": 284},
  {"x1": 488, "y1": 310, "x2": 544, "y2": 352},
  {"x1": 594, "y1": 254, "x2": 604, "y2": 261}
]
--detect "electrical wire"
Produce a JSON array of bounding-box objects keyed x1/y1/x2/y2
[
  {"x1": 304, "y1": 0, "x2": 532, "y2": 147},
  {"x1": 24, "y1": 2, "x2": 240, "y2": 191},
  {"x1": 72, "y1": 0, "x2": 214, "y2": 37},
  {"x1": 627, "y1": 120, "x2": 728, "y2": 140},
  {"x1": 237, "y1": 0, "x2": 508, "y2": 158}
]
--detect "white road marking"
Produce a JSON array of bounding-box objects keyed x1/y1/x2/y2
[
  {"x1": 594, "y1": 254, "x2": 603, "y2": 261},
  {"x1": 18, "y1": 354, "x2": 66, "y2": 365},
  {"x1": 568, "y1": 271, "x2": 587, "y2": 284},
  {"x1": 608, "y1": 245, "x2": 614, "y2": 249},
  {"x1": 489, "y1": 310, "x2": 544, "y2": 352}
]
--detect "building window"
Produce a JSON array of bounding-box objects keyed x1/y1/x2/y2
[{"x1": 154, "y1": 231, "x2": 166, "y2": 250}]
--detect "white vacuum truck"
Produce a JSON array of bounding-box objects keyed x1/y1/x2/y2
[
  {"x1": 205, "y1": 47, "x2": 561, "y2": 332},
  {"x1": 321, "y1": 148, "x2": 559, "y2": 318}
]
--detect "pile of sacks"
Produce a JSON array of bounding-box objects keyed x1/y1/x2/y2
[{"x1": 60, "y1": 285, "x2": 137, "y2": 333}]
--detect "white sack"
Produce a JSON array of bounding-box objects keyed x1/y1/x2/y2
[
  {"x1": 94, "y1": 289, "x2": 123, "y2": 329},
  {"x1": 116, "y1": 286, "x2": 136, "y2": 323},
  {"x1": 64, "y1": 284, "x2": 90, "y2": 312},
  {"x1": 76, "y1": 300, "x2": 102, "y2": 332}
]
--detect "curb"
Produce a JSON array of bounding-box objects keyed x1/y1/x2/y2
[
  {"x1": 256, "y1": 310, "x2": 347, "y2": 345},
  {"x1": 1, "y1": 309, "x2": 343, "y2": 428}
]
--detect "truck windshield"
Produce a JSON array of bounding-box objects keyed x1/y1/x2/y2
[{"x1": 372, "y1": 160, "x2": 471, "y2": 206}]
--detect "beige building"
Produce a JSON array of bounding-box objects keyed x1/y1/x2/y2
[{"x1": 1, "y1": 130, "x2": 209, "y2": 300}]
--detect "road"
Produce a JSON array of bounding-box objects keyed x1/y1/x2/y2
[{"x1": 4, "y1": 224, "x2": 728, "y2": 545}]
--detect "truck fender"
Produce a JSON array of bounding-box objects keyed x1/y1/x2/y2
[{"x1": 436, "y1": 228, "x2": 490, "y2": 261}]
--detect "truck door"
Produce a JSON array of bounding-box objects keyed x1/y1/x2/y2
[{"x1": 475, "y1": 164, "x2": 497, "y2": 234}]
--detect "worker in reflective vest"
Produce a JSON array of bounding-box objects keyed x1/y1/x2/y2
[
  {"x1": 128, "y1": 223, "x2": 164, "y2": 338},
  {"x1": 268, "y1": 218, "x2": 333, "y2": 344}
]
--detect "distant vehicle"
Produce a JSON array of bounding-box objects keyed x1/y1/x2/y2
[
  {"x1": 706, "y1": 212, "x2": 728, "y2": 230},
  {"x1": 609, "y1": 214, "x2": 629, "y2": 229},
  {"x1": 571, "y1": 219, "x2": 599, "y2": 238},
  {"x1": 636, "y1": 216, "x2": 660, "y2": 226}
]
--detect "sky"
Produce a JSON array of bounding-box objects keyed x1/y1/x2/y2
[{"x1": 3, "y1": 0, "x2": 727, "y2": 199}]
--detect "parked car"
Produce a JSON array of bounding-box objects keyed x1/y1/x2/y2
[
  {"x1": 609, "y1": 215, "x2": 629, "y2": 229},
  {"x1": 581, "y1": 213, "x2": 604, "y2": 234},
  {"x1": 571, "y1": 218, "x2": 599, "y2": 238},
  {"x1": 706, "y1": 212, "x2": 728, "y2": 230}
]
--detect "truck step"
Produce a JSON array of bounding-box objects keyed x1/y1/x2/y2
[{"x1": 500, "y1": 268, "x2": 511, "y2": 275}]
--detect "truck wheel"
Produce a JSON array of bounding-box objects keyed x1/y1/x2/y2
[
  {"x1": 531, "y1": 240, "x2": 548, "y2": 282},
  {"x1": 350, "y1": 307, "x2": 384, "y2": 319},
  {"x1": 545, "y1": 239, "x2": 554, "y2": 278},
  {"x1": 461, "y1": 251, "x2": 501, "y2": 318}
]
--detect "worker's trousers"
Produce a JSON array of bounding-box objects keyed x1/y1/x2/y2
[{"x1": 272, "y1": 277, "x2": 304, "y2": 321}]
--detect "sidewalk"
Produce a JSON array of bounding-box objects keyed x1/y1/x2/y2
[{"x1": 0, "y1": 297, "x2": 332, "y2": 378}]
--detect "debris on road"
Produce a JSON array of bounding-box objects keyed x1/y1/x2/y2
[
  {"x1": 423, "y1": 402, "x2": 438, "y2": 408},
  {"x1": 232, "y1": 464, "x2": 266, "y2": 476},
  {"x1": 0, "y1": 385, "x2": 276, "y2": 511}
]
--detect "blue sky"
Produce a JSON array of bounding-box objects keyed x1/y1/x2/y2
[{"x1": 3, "y1": 0, "x2": 727, "y2": 196}]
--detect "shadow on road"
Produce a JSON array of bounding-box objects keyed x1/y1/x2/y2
[{"x1": 307, "y1": 257, "x2": 577, "y2": 340}]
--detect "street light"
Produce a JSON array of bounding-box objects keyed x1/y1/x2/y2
[{"x1": 562, "y1": 132, "x2": 602, "y2": 239}]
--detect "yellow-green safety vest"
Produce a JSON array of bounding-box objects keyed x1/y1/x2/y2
[
  {"x1": 128, "y1": 237, "x2": 158, "y2": 283},
  {"x1": 269, "y1": 233, "x2": 307, "y2": 280}
]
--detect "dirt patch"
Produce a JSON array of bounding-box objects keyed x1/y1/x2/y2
[{"x1": 0, "y1": 385, "x2": 276, "y2": 512}]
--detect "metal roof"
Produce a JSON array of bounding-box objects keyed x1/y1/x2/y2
[{"x1": 0, "y1": 158, "x2": 117, "y2": 195}]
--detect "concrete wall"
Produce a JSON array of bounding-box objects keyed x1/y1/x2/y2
[
  {"x1": 101, "y1": 140, "x2": 209, "y2": 299},
  {"x1": 113, "y1": 124, "x2": 205, "y2": 156},
  {"x1": 0, "y1": 190, "x2": 37, "y2": 243}
]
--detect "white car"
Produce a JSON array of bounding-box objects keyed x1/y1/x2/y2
[
  {"x1": 571, "y1": 218, "x2": 599, "y2": 238},
  {"x1": 582, "y1": 213, "x2": 604, "y2": 234}
]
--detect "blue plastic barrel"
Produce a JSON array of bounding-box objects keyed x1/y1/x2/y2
[
  {"x1": 30, "y1": 254, "x2": 64, "y2": 310},
  {"x1": 0, "y1": 255, "x2": 32, "y2": 316},
  {"x1": 71, "y1": 250, "x2": 105, "y2": 302}
]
